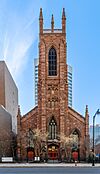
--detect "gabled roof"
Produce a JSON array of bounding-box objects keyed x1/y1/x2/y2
[
  {"x1": 21, "y1": 106, "x2": 38, "y2": 122},
  {"x1": 68, "y1": 106, "x2": 85, "y2": 123}
]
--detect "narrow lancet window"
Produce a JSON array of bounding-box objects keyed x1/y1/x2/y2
[
  {"x1": 48, "y1": 48, "x2": 57, "y2": 76},
  {"x1": 49, "y1": 117, "x2": 57, "y2": 139}
]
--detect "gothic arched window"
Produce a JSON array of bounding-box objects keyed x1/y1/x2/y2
[
  {"x1": 48, "y1": 48, "x2": 57, "y2": 76},
  {"x1": 71, "y1": 129, "x2": 80, "y2": 151},
  {"x1": 49, "y1": 117, "x2": 57, "y2": 139}
]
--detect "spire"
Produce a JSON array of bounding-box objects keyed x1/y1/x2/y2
[
  {"x1": 62, "y1": 8, "x2": 65, "y2": 18},
  {"x1": 39, "y1": 8, "x2": 43, "y2": 34},
  {"x1": 39, "y1": 8, "x2": 43, "y2": 19},
  {"x1": 17, "y1": 105, "x2": 21, "y2": 133},
  {"x1": 62, "y1": 8, "x2": 66, "y2": 33},
  {"x1": 18, "y1": 105, "x2": 21, "y2": 116},
  {"x1": 85, "y1": 105, "x2": 88, "y2": 116},
  {"x1": 51, "y1": 14, "x2": 54, "y2": 32},
  {"x1": 85, "y1": 105, "x2": 89, "y2": 135}
]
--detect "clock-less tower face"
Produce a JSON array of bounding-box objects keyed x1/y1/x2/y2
[
  {"x1": 16, "y1": 9, "x2": 89, "y2": 162},
  {"x1": 38, "y1": 8, "x2": 68, "y2": 140}
]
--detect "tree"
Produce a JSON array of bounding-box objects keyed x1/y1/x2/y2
[
  {"x1": 59, "y1": 133, "x2": 78, "y2": 161},
  {"x1": 26, "y1": 128, "x2": 48, "y2": 158}
]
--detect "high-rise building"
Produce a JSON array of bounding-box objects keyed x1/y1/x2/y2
[
  {"x1": 90, "y1": 124, "x2": 100, "y2": 141},
  {"x1": 0, "y1": 105, "x2": 12, "y2": 156},
  {"x1": 0, "y1": 61, "x2": 18, "y2": 133},
  {"x1": 34, "y1": 59, "x2": 72, "y2": 107},
  {"x1": 34, "y1": 58, "x2": 39, "y2": 105},
  {"x1": 68, "y1": 65, "x2": 72, "y2": 107}
]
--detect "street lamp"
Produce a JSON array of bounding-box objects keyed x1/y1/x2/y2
[{"x1": 92, "y1": 109, "x2": 100, "y2": 166}]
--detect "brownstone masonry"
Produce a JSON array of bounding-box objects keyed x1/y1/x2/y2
[{"x1": 17, "y1": 8, "x2": 89, "y2": 162}]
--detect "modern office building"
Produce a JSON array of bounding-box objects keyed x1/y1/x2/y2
[
  {"x1": 0, "y1": 105, "x2": 12, "y2": 157},
  {"x1": 89, "y1": 125, "x2": 100, "y2": 155},
  {"x1": 34, "y1": 59, "x2": 72, "y2": 107},
  {"x1": 0, "y1": 61, "x2": 18, "y2": 133},
  {"x1": 90, "y1": 124, "x2": 100, "y2": 142},
  {"x1": 67, "y1": 65, "x2": 72, "y2": 107},
  {"x1": 34, "y1": 58, "x2": 39, "y2": 106}
]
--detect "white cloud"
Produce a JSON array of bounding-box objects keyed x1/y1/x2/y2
[{"x1": 0, "y1": 0, "x2": 47, "y2": 80}]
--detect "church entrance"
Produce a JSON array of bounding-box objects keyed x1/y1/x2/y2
[
  {"x1": 72, "y1": 148, "x2": 80, "y2": 161},
  {"x1": 27, "y1": 147, "x2": 34, "y2": 162},
  {"x1": 48, "y1": 144, "x2": 59, "y2": 160}
]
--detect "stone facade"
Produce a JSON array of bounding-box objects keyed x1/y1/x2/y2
[{"x1": 17, "y1": 8, "x2": 89, "y2": 162}]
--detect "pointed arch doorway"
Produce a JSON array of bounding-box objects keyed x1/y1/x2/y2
[
  {"x1": 71, "y1": 129, "x2": 80, "y2": 161},
  {"x1": 48, "y1": 143, "x2": 60, "y2": 160},
  {"x1": 47, "y1": 116, "x2": 60, "y2": 160},
  {"x1": 27, "y1": 147, "x2": 34, "y2": 162}
]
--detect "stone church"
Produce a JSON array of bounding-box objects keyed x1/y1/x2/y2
[{"x1": 17, "y1": 8, "x2": 89, "y2": 162}]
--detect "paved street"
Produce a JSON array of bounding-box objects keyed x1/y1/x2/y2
[
  {"x1": 0, "y1": 163, "x2": 100, "y2": 174},
  {"x1": 0, "y1": 167, "x2": 100, "y2": 174}
]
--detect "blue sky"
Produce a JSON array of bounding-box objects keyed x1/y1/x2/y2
[{"x1": 0, "y1": 0, "x2": 100, "y2": 125}]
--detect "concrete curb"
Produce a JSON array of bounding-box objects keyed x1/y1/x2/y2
[{"x1": 0, "y1": 163, "x2": 100, "y2": 168}]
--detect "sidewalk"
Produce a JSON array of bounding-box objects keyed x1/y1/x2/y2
[{"x1": 0, "y1": 163, "x2": 100, "y2": 168}]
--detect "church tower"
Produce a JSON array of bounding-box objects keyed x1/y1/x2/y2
[
  {"x1": 16, "y1": 8, "x2": 89, "y2": 162},
  {"x1": 38, "y1": 8, "x2": 68, "y2": 141}
]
